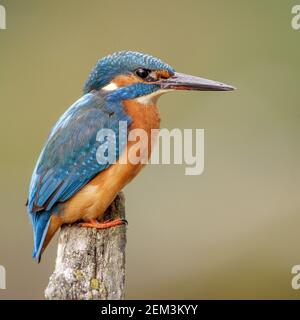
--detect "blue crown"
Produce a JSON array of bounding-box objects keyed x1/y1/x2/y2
[{"x1": 83, "y1": 51, "x2": 174, "y2": 93}]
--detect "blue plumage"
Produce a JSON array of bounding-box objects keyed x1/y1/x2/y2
[{"x1": 28, "y1": 92, "x2": 131, "y2": 260}]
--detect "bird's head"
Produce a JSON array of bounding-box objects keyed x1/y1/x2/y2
[{"x1": 84, "y1": 51, "x2": 234, "y2": 104}]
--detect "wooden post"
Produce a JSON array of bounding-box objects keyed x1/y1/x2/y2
[{"x1": 44, "y1": 192, "x2": 126, "y2": 300}]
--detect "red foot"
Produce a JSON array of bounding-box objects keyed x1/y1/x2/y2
[{"x1": 79, "y1": 218, "x2": 127, "y2": 229}]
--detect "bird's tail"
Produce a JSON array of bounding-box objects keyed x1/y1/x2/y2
[{"x1": 30, "y1": 210, "x2": 52, "y2": 262}]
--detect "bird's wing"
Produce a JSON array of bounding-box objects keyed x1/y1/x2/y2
[{"x1": 27, "y1": 92, "x2": 131, "y2": 214}]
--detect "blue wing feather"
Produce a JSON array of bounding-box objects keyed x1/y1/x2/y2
[{"x1": 27, "y1": 92, "x2": 131, "y2": 260}]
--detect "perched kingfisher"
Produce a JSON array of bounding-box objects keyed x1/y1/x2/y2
[{"x1": 27, "y1": 51, "x2": 234, "y2": 261}]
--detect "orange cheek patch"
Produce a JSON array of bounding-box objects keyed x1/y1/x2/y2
[
  {"x1": 112, "y1": 74, "x2": 140, "y2": 87},
  {"x1": 156, "y1": 70, "x2": 172, "y2": 79}
]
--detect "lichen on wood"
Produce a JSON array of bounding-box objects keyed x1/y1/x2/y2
[{"x1": 45, "y1": 192, "x2": 126, "y2": 300}]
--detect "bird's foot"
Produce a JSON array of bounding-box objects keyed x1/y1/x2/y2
[{"x1": 78, "y1": 218, "x2": 127, "y2": 229}]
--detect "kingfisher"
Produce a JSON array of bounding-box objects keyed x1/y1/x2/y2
[{"x1": 27, "y1": 51, "x2": 234, "y2": 261}]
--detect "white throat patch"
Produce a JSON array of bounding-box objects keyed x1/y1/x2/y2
[
  {"x1": 135, "y1": 89, "x2": 174, "y2": 105},
  {"x1": 102, "y1": 82, "x2": 119, "y2": 91}
]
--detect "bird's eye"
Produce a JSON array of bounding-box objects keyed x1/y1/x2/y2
[{"x1": 135, "y1": 68, "x2": 151, "y2": 79}]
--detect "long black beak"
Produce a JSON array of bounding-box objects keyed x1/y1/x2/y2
[{"x1": 159, "y1": 72, "x2": 235, "y2": 91}]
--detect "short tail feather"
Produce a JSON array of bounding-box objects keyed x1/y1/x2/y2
[{"x1": 30, "y1": 211, "x2": 52, "y2": 262}]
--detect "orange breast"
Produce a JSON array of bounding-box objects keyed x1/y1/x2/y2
[
  {"x1": 60, "y1": 99, "x2": 161, "y2": 224},
  {"x1": 124, "y1": 99, "x2": 161, "y2": 159},
  {"x1": 43, "y1": 99, "x2": 161, "y2": 254}
]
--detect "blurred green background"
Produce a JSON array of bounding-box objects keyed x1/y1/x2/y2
[{"x1": 0, "y1": 0, "x2": 299, "y2": 299}]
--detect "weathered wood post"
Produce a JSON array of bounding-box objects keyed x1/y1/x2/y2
[{"x1": 45, "y1": 192, "x2": 126, "y2": 300}]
